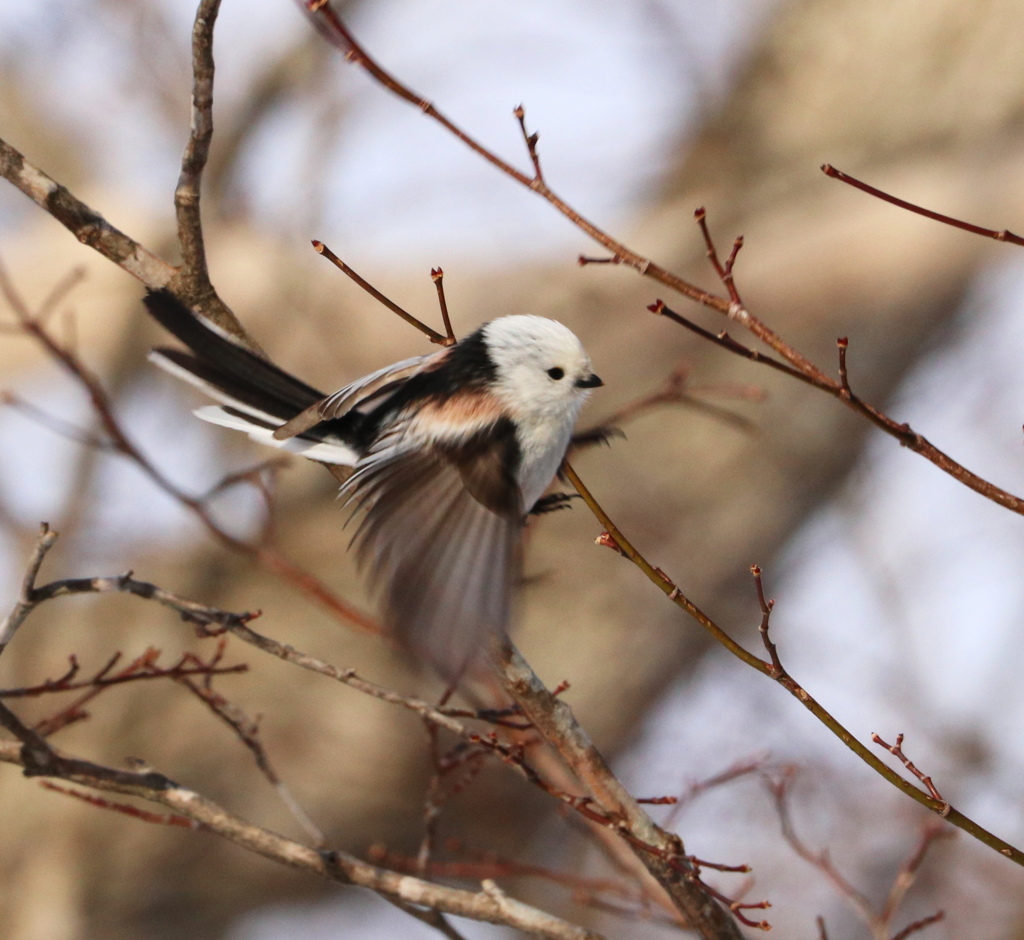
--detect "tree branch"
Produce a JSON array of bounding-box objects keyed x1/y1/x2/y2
[
  {"x1": 0, "y1": 732, "x2": 602, "y2": 940},
  {"x1": 174, "y1": 0, "x2": 222, "y2": 309},
  {"x1": 0, "y1": 136, "x2": 174, "y2": 287},
  {"x1": 498, "y1": 642, "x2": 748, "y2": 939},
  {"x1": 561, "y1": 462, "x2": 1024, "y2": 869}
]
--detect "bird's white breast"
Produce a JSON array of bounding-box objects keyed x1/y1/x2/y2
[{"x1": 514, "y1": 398, "x2": 583, "y2": 511}]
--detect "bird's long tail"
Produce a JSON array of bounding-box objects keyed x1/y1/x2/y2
[{"x1": 143, "y1": 290, "x2": 358, "y2": 464}]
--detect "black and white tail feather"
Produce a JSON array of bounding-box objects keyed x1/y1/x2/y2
[{"x1": 143, "y1": 289, "x2": 601, "y2": 681}]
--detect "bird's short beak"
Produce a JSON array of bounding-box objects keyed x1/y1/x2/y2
[{"x1": 575, "y1": 373, "x2": 603, "y2": 389}]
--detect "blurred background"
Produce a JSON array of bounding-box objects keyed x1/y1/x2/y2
[{"x1": 3, "y1": 0, "x2": 1024, "y2": 937}]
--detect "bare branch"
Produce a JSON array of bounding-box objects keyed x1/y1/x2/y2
[
  {"x1": 498, "y1": 641, "x2": 748, "y2": 939},
  {"x1": 871, "y1": 733, "x2": 949, "y2": 811},
  {"x1": 890, "y1": 912, "x2": 945, "y2": 940},
  {"x1": 651, "y1": 297, "x2": 1024, "y2": 516},
  {"x1": 431, "y1": 267, "x2": 457, "y2": 346},
  {"x1": 513, "y1": 105, "x2": 544, "y2": 184},
  {"x1": 770, "y1": 775, "x2": 946, "y2": 940},
  {"x1": 566, "y1": 461, "x2": 1024, "y2": 866},
  {"x1": 0, "y1": 523, "x2": 59, "y2": 656},
  {"x1": 694, "y1": 208, "x2": 744, "y2": 307},
  {"x1": 0, "y1": 729, "x2": 603, "y2": 940},
  {"x1": 0, "y1": 137, "x2": 174, "y2": 287},
  {"x1": 40, "y1": 781, "x2": 200, "y2": 827},
  {"x1": 312, "y1": 240, "x2": 449, "y2": 345},
  {"x1": 174, "y1": 0, "x2": 222, "y2": 306},
  {"x1": 881, "y1": 825, "x2": 952, "y2": 924},
  {"x1": 298, "y1": 3, "x2": 823, "y2": 375},
  {"x1": 822, "y1": 164, "x2": 1024, "y2": 247}
]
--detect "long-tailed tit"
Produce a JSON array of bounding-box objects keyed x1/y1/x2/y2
[{"x1": 143, "y1": 290, "x2": 602, "y2": 679}]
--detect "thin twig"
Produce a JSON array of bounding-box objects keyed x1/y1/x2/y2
[
  {"x1": 662, "y1": 756, "x2": 768, "y2": 829},
  {"x1": 300, "y1": 4, "x2": 825, "y2": 375},
  {"x1": 871, "y1": 733, "x2": 949, "y2": 811},
  {"x1": 769, "y1": 773, "x2": 880, "y2": 932},
  {"x1": 430, "y1": 267, "x2": 457, "y2": 345},
  {"x1": 0, "y1": 527, "x2": 260, "y2": 660},
  {"x1": 837, "y1": 337, "x2": 851, "y2": 398},
  {"x1": 573, "y1": 363, "x2": 760, "y2": 451},
  {"x1": 312, "y1": 240, "x2": 449, "y2": 345},
  {"x1": 0, "y1": 392, "x2": 114, "y2": 451},
  {"x1": 372, "y1": 843, "x2": 687, "y2": 929},
  {"x1": 822, "y1": 164, "x2": 1024, "y2": 247},
  {"x1": 751, "y1": 565, "x2": 783, "y2": 678},
  {"x1": 694, "y1": 208, "x2": 744, "y2": 307},
  {"x1": 176, "y1": 671, "x2": 326, "y2": 846},
  {"x1": 0, "y1": 523, "x2": 59, "y2": 656},
  {"x1": 40, "y1": 781, "x2": 200, "y2": 827},
  {"x1": 770, "y1": 775, "x2": 946, "y2": 940},
  {"x1": 514, "y1": 105, "x2": 544, "y2": 183},
  {"x1": 2, "y1": 649, "x2": 245, "y2": 700},
  {"x1": 881, "y1": 824, "x2": 952, "y2": 923},
  {"x1": 890, "y1": 912, "x2": 945, "y2": 940},
  {"x1": 650, "y1": 298, "x2": 1024, "y2": 517}
]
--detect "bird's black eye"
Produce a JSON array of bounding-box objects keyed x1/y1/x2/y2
[{"x1": 547, "y1": 367, "x2": 565, "y2": 380}]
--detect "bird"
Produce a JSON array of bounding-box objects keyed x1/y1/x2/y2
[{"x1": 143, "y1": 289, "x2": 602, "y2": 681}]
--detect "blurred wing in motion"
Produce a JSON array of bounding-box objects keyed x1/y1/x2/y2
[{"x1": 341, "y1": 419, "x2": 523, "y2": 679}]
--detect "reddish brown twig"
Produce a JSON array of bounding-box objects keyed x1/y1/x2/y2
[
  {"x1": 822, "y1": 164, "x2": 1024, "y2": 247},
  {"x1": 769, "y1": 773, "x2": 947, "y2": 940},
  {"x1": 881, "y1": 824, "x2": 953, "y2": 925},
  {"x1": 40, "y1": 781, "x2": 200, "y2": 828},
  {"x1": 416, "y1": 714, "x2": 490, "y2": 878},
  {"x1": 371, "y1": 842, "x2": 687, "y2": 929},
  {"x1": 430, "y1": 267, "x2": 457, "y2": 345},
  {"x1": 175, "y1": 664, "x2": 325, "y2": 845},
  {"x1": 2, "y1": 649, "x2": 245, "y2": 700},
  {"x1": 871, "y1": 733, "x2": 949, "y2": 811},
  {"x1": 28, "y1": 645, "x2": 246, "y2": 738},
  {"x1": 649, "y1": 296, "x2": 1024, "y2": 516},
  {"x1": 663, "y1": 756, "x2": 768, "y2": 829},
  {"x1": 890, "y1": 912, "x2": 946, "y2": 940},
  {"x1": 694, "y1": 208, "x2": 744, "y2": 307},
  {"x1": 836, "y1": 337, "x2": 851, "y2": 398},
  {"x1": 574, "y1": 363, "x2": 761, "y2": 451},
  {"x1": 311, "y1": 239, "x2": 449, "y2": 345},
  {"x1": 514, "y1": 105, "x2": 544, "y2": 184},
  {"x1": 751, "y1": 566, "x2": 783, "y2": 678}
]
